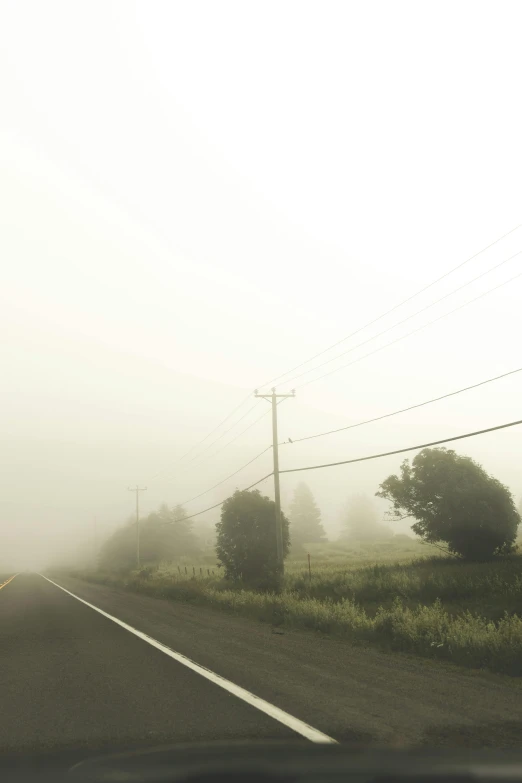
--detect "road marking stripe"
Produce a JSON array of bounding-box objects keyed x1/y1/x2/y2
[
  {"x1": 41, "y1": 575, "x2": 336, "y2": 744},
  {"x1": 0, "y1": 574, "x2": 18, "y2": 590}
]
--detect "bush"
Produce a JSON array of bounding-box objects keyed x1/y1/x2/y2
[
  {"x1": 216, "y1": 489, "x2": 289, "y2": 588},
  {"x1": 377, "y1": 448, "x2": 520, "y2": 560}
]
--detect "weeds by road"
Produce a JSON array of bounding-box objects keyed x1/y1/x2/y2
[{"x1": 63, "y1": 537, "x2": 522, "y2": 677}]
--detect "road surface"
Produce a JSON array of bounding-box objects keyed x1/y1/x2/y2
[{"x1": 1, "y1": 573, "x2": 522, "y2": 759}]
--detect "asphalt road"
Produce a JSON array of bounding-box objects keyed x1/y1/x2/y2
[{"x1": 2, "y1": 573, "x2": 522, "y2": 758}]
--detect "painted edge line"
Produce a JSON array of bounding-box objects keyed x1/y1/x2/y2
[
  {"x1": 0, "y1": 574, "x2": 18, "y2": 590},
  {"x1": 39, "y1": 575, "x2": 337, "y2": 745}
]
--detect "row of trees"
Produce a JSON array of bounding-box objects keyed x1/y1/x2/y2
[
  {"x1": 288, "y1": 483, "x2": 393, "y2": 550},
  {"x1": 98, "y1": 483, "x2": 387, "y2": 572},
  {"x1": 98, "y1": 503, "x2": 201, "y2": 571},
  {"x1": 216, "y1": 448, "x2": 519, "y2": 584},
  {"x1": 99, "y1": 447, "x2": 520, "y2": 581}
]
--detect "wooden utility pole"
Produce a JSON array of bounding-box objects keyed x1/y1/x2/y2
[
  {"x1": 128, "y1": 485, "x2": 147, "y2": 569},
  {"x1": 254, "y1": 387, "x2": 295, "y2": 572}
]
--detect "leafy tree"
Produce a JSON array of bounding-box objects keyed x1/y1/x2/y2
[
  {"x1": 376, "y1": 448, "x2": 520, "y2": 560},
  {"x1": 288, "y1": 483, "x2": 327, "y2": 552},
  {"x1": 216, "y1": 489, "x2": 289, "y2": 587},
  {"x1": 340, "y1": 493, "x2": 391, "y2": 540},
  {"x1": 99, "y1": 503, "x2": 200, "y2": 571}
]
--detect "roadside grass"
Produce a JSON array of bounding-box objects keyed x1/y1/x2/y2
[
  {"x1": 285, "y1": 555, "x2": 522, "y2": 619},
  {"x1": 64, "y1": 537, "x2": 522, "y2": 677}
]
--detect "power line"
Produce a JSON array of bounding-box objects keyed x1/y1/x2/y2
[
  {"x1": 178, "y1": 391, "x2": 253, "y2": 461},
  {"x1": 297, "y1": 267, "x2": 522, "y2": 389},
  {"x1": 147, "y1": 395, "x2": 260, "y2": 483},
  {"x1": 189, "y1": 407, "x2": 272, "y2": 469},
  {"x1": 283, "y1": 251, "x2": 520, "y2": 386},
  {"x1": 151, "y1": 400, "x2": 281, "y2": 500},
  {"x1": 147, "y1": 224, "x2": 520, "y2": 483},
  {"x1": 161, "y1": 471, "x2": 274, "y2": 524},
  {"x1": 187, "y1": 401, "x2": 263, "y2": 463},
  {"x1": 279, "y1": 417, "x2": 522, "y2": 475},
  {"x1": 259, "y1": 223, "x2": 521, "y2": 388},
  {"x1": 174, "y1": 399, "x2": 289, "y2": 513},
  {"x1": 190, "y1": 397, "x2": 289, "y2": 469},
  {"x1": 148, "y1": 225, "x2": 520, "y2": 481},
  {"x1": 281, "y1": 365, "x2": 522, "y2": 446},
  {"x1": 163, "y1": 416, "x2": 522, "y2": 523},
  {"x1": 176, "y1": 366, "x2": 522, "y2": 505},
  {"x1": 178, "y1": 445, "x2": 272, "y2": 506}
]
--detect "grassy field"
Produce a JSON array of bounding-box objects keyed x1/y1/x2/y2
[{"x1": 65, "y1": 536, "x2": 522, "y2": 676}]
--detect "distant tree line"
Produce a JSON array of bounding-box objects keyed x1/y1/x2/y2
[
  {"x1": 98, "y1": 503, "x2": 200, "y2": 572},
  {"x1": 99, "y1": 447, "x2": 520, "y2": 584}
]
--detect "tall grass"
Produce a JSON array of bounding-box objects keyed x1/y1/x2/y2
[
  {"x1": 286, "y1": 557, "x2": 522, "y2": 613},
  {"x1": 68, "y1": 547, "x2": 522, "y2": 676}
]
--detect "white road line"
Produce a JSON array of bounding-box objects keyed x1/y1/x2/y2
[{"x1": 40, "y1": 575, "x2": 337, "y2": 745}]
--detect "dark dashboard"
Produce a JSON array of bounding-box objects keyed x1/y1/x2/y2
[{"x1": 3, "y1": 743, "x2": 522, "y2": 783}]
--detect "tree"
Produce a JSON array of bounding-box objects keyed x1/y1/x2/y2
[
  {"x1": 376, "y1": 448, "x2": 520, "y2": 560},
  {"x1": 216, "y1": 489, "x2": 289, "y2": 587},
  {"x1": 340, "y1": 493, "x2": 391, "y2": 540},
  {"x1": 98, "y1": 503, "x2": 200, "y2": 571},
  {"x1": 288, "y1": 483, "x2": 327, "y2": 552}
]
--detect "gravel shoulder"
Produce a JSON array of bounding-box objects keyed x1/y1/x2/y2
[{"x1": 53, "y1": 574, "x2": 522, "y2": 748}]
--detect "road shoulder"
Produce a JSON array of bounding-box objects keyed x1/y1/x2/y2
[{"x1": 50, "y1": 574, "x2": 522, "y2": 748}]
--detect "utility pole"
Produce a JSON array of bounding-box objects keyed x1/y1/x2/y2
[
  {"x1": 254, "y1": 387, "x2": 295, "y2": 573},
  {"x1": 128, "y1": 485, "x2": 147, "y2": 569}
]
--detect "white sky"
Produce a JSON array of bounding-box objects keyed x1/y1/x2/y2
[{"x1": 1, "y1": 0, "x2": 521, "y2": 567}]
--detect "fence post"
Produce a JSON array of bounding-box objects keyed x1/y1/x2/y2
[
  {"x1": 184, "y1": 566, "x2": 187, "y2": 575},
  {"x1": 207, "y1": 568, "x2": 210, "y2": 576},
  {"x1": 177, "y1": 565, "x2": 181, "y2": 574},
  {"x1": 200, "y1": 567, "x2": 202, "y2": 575},
  {"x1": 308, "y1": 553, "x2": 312, "y2": 586}
]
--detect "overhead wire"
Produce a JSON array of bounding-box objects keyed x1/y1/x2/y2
[
  {"x1": 147, "y1": 397, "x2": 262, "y2": 483},
  {"x1": 162, "y1": 367, "x2": 522, "y2": 508},
  {"x1": 145, "y1": 224, "x2": 522, "y2": 481},
  {"x1": 161, "y1": 471, "x2": 274, "y2": 524},
  {"x1": 178, "y1": 391, "x2": 253, "y2": 461},
  {"x1": 280, "y1": 365, "x2": 522, "y2": 446},
  {"x1": 279, "y1": 417, "x2": 522, "y2": 475},
  {"x1": 148, "y1": 396, "x2": 284, "y2": 499},
  {"x1": 163, "y1": 416, "x2": 522, "y2": 523},
  {"x1": 177, "y1": 445, "x2": 272, "y2": 505},
  {"x1": 258, "y1": 223, "x2": 521, "y2": 389},
  {"x1": 296, "y1": 267, "x2": 522, "y2": 389},
  {"x1": 189, "y1": 408, "x2": 272, "y2": 469},
  {"x1": 147, "y1": 224, "x2": 520, "y2": 482},
  {"x1": 283, "y1": 251, "x2": 520, "y2": 386},
  {"x1": 176, "y1": 399, "x2": 287, "y2": 501},
  {"x1": 190, "y1": 396, "x2": 289, "y2": 469},
  {"x1": 186, "y1": 401, "x2": 263, "y2": 463}
]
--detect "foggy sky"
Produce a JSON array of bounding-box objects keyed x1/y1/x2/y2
[{"x1": 1, "y1": 0, "x2": 521, "y2": 570}]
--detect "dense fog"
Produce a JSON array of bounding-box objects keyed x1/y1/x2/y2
[{"x1": 1, "y1": 2, "x2": 521, "y2": 572}]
